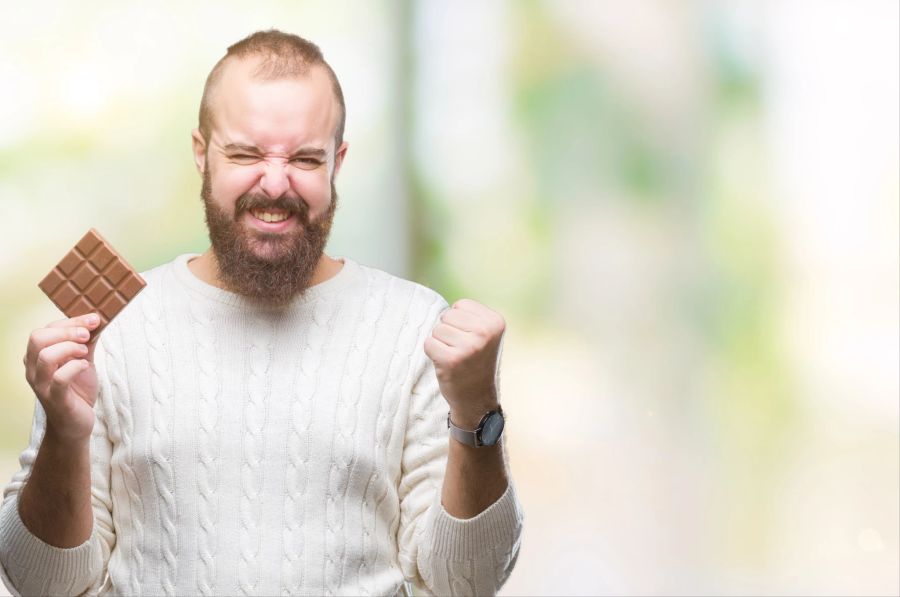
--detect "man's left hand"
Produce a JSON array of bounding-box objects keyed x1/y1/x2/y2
[{"x1": 423, "y1": 299, "x2": 506, "y2": 429}]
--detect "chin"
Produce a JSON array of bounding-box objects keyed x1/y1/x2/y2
[{"x1": 242, "y1": 231, "x2": 294, "y2": 255}]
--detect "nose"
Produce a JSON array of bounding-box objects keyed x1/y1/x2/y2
[{"x1": 259, "y1": 161, "x2": 291, "y2": 198}]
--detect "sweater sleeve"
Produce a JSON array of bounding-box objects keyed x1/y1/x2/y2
[
  {"x1": 0, "y1": 338, "x2": 117, "y2": 597},
  {"x1": 397, "y1": 294, "x2": 524, "y2": 596}
]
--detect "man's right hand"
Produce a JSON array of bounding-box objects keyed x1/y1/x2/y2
[{"x1": 24, "y1": 312, "x2": 102, "y2": 444}]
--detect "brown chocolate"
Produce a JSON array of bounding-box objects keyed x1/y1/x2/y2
[{"x1": 38, "y1": 228, "x2": 147, "y2": 341}]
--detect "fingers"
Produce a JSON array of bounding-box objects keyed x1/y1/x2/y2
[
  {"x1": 47, "y1": 358, "x2": 91, "y2": 403},
  {"x1": 25, "y1": 326, "x2": 90, "y2": 380},
  {"x1": 31, "y1": 341, "x2": 90, "y2": 395},
  {"x1": 431, "y1": 322, "x2": 469, "y2": 348},
  {"x1": 47, "y1": 313, "x2": 101, "y2": 329},
  {"x1": 27, "y1": 325, "x2": 90, "y2": 355},
  {"x1": 25, "y1": 313, "x2": 100, "y2": 375},
  {"x1": 424, "y1": 334, "x2": 452, "y2": 362},
  {"x1": 441, "y1": 304, "x2": 505, "y2": 335}
]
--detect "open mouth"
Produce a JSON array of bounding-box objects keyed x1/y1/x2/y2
[{"x1": 245, "y1": 208, "x2": 297, "y2": 231}]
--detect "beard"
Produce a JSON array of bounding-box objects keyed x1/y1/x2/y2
[{"x1": 200, "y1": 167, "x2": 338, "y2": 308}]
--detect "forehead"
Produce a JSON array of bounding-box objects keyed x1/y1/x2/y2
[{"x1": 209, "y1": 57, "x2": 338, "y2": 153}]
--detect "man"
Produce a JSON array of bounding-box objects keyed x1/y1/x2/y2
[{"x1": 0, "y1": 30, "x2": 522, "y2": 596}]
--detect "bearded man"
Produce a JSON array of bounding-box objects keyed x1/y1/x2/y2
[{"x1": 1, "y1": 30, "x2": 522, "y2": 596}]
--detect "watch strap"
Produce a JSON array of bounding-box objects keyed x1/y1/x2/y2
[
  {"x1": 447, "y1": 414, "x2": 479, "y2": 447},
  {"x1": 447, "y1": 406, "x2": 504, "y2": 448}
]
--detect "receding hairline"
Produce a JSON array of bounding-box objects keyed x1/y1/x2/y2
[
  {"x1": 198, "y1": 33, "x2": 346, "y2": 148},
  {"x1": 202, "y1": 57, "x2": 334, "y2": 130}
]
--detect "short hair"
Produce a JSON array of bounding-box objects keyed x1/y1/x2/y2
[{"x1": 198, "y1": 29, "x2": 346, "y2": 150}]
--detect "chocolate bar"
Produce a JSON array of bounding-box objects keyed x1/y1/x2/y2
[{"x1": 38, "y1": 228, "x2": 146, "y2": 341}]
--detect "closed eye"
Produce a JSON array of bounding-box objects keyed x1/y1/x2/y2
[
  {"x1": 230, "y1": 154, "x2": 261, "y2": 163},
  {"x1": 291, "y1": 157, "x2": 323, "y2": 169}
]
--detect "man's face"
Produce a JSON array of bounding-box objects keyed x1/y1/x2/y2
[{"x1": 195, "y1": 58, "x2": 347, "y2": 306}]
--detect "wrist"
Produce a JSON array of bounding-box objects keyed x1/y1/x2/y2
[
  {"x1": 449, "y1": 401, "x2": 500, "y2": 430},
  {"x1": 43, "y1": 421, "x2": 92, "y2": 450},
  {"x1": 448, "y1": 403, "x2": 505, "y2": 448}
]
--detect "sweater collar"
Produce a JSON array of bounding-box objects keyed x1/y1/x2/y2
[{"x1": 171, "y1": 252, "x2": 361, "y2": 310}]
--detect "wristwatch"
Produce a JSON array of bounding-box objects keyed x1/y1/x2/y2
[{"x1": 447, "y1": 405, "x2": 505, "y2": 447}]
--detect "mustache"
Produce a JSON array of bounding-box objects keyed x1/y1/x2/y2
[{"x1": 235, "y1": 194, "x2": 309, "y2": 224}]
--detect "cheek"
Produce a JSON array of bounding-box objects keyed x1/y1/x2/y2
[
  {"x1": 288, "y1": 171, "x2": 332, "y2": 206},
  {"x1": 215, "y1": 169, "x2": 260, "y2": 203}
]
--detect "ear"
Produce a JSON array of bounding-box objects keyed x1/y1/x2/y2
[
  {"x1": 191, "y1": 128, "x2": 208, "y2": 175},
  {"x1": 332, "y1": 141, "x2": 349, "y2": 179}
]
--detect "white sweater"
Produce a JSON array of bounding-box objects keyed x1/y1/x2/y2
[{"x1": 0, "y1": 253, "x2": 523, "y2": 596}]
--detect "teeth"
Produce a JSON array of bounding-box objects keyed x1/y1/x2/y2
[{"x1": 251, "y1": 210, "x2": 290, "y2": 223}]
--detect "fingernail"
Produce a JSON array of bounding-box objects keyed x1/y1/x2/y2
[
  {"x1": 88, "y1": 314, "x2": 99, "y2": 324},
  {"x1": 77, "y1": 328, "x2": 89, "y2": 340}
]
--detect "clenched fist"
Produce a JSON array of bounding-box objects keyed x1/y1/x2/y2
[{"x1": 423, "y1": 298, "x2": 506, "y2": 428}]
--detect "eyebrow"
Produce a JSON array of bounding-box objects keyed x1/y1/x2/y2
[{"x1": 221, "y1": 143, "x2": 327, "y2": 159}]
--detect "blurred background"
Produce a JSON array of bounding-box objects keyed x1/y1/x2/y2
[{"x1": 1, "y1": 0, "x2": 897, "y2": 595}]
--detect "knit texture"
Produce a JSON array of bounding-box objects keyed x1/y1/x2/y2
[{"x1": 0, "y1": 253, "x2": 523, "y2": 596}]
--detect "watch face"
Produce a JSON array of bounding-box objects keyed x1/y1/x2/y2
[{"x1": 479, "y1": 411, "x2": 505, "y2": 446}]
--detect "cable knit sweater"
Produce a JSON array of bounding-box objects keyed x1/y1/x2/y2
[{"x1": 0, "y1": 253, "x2": 523, "y2": 596}]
